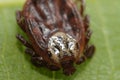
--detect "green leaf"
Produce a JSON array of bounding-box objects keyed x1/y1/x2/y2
[{"x1": 0, "y1": 0, "x2": 120, "y2": 80}]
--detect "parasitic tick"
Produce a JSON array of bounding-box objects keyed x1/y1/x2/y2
[{"x1": 16, "y1": 0, "x2": 95, "y2": 76}]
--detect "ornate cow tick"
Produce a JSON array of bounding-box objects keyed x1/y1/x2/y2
[{"x1": 16, "y1": 0, "x2": 95, "y2": 76}]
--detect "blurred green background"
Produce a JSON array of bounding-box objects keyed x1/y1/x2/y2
[{"x1": 0, "y1": 0, "x2": 120, "y2": 80}]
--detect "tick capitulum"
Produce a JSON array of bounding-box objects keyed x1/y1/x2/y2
[
  {"x1": 16, "y1": 0, "x2": 95, "y2": 76},
  {"x1": 48, "y1": 32, "x2": 79, "y2": 60}
]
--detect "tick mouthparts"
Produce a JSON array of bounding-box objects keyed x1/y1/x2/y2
[{"x1": 62, "y1": 63, "x2": 76, "y2": 76}]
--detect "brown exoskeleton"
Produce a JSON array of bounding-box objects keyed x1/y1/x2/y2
[{"x1": 16, "y1": 0, "x2": 95, "y2": 76}]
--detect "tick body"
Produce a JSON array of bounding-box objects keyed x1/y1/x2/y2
[{"x1": 16, "y1": 0, "x2": 95, "y2": 76}]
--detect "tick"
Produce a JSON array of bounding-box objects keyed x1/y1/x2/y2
[{"x1": 16, "y1": 0, "x2": 95, "y2": 76}]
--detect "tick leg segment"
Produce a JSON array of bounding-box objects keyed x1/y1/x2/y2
[
  {"x1": 76, "y1": 56, "x2": 86, "y2": 64},
  {"x1": 25, "y1": 48, "x2": 47, "y2": 67},
  {"x1": 16, "y1": 34, "x2": 32, "y2": 49},
  {"x1": 16, "y1": 11, "x2": 26, "y2": 32},
  {"x1": 86, "y1": 29, "x2": 92, "y2": 45},
  {"x1": 76, "y1": 45, "x2": 95, "y2": 64},
  {"x1": 31, "y1": 55, "x2": 46, "y2": 67},
  {"x1": 31, "y1": 55, "x2": 60, "y2": 71},
  {"x1": 80, "y1": 0, "x2": 85, "y2": 16},
  {"x1": 84, "y1": 45, "x2": 95, "y2": 58},
  {"x1": 84, "y1": 15, "x2": 92, "y2": 45},
  {"x1": 74, "y1": 0, "x2": 85, "y2": 16},
  {"x1": 25, "y1": 48, "x2": 35, "y2": 56},
  {"x1": 26, "y1": 48, "x2": 60, "y2": 70},
  {"x1": 84, "y1": 15, "x2": 90, "y2": 31}
]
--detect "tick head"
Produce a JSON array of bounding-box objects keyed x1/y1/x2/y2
[{"x1": 48, "y1": 32, "x2": 79, "y2": 64}]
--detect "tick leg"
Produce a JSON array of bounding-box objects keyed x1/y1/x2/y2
[
  {"x1": 84, "y1": 15, "x2": 92, "y2": 45},
  {"x1": 84, "y1": 15, "x2": 90, "y2": 31},
  {"x1": 76, "y1": 56, "x2": 86, "y2": 64},
  {"x1": 25, "y1": 48, "x2": 46, "y2": 67},
  {"x1": 86, "y1": 29, "x2": 92, "y2": 45},
  {"x1": 31, "y1": 55, "x2": 46, "y2": 67},
  {"x1": 26, "y1": 48, "x2": 59, "y2": 70},
  {"x1": 80, "y1": 2, "x2": 91, "y2": 43},
  {"x1": 26, "y1": 47, "x2": 59, "y2": 70},
  {"x1": 76, "y1": 45, "x2": 95, "y2": 64},
  {"x1": 25, "y1": 48, "x2": 35, "y2": 56},
  {"x1": 75, "y1": 0, "x2": 85, "y2": 16},
  {"x1": 80, "y1": 0, "x2": 85, "y2": 16},
  {"x1": 84, "y1": 45, "x2": 95, "y2": 58},
  {"x1": 16, "y1": 34, "x2": 32, "y2": 49},
  {"x1": 16, "y1": 11, "x2": 26, "y2": 32}
]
